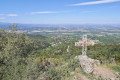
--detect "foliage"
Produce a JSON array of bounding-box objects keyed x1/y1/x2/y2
[
  {"x1": 0, "y1": 25, "x2": 120, "y2": 80},
  {"x1": 0, "y1": 25, "x2": 37, "y2": 80},
  {"x1": 87, "y1": 45, "x2": 120, "y2": 63}
]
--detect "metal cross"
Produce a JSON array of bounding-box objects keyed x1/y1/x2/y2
[
  {"x1": 82, "y1": 35, "x2": 87, "y2": 56},
  {"x1": 75, "y1": 35, "x2": 88, "y2": 56}
]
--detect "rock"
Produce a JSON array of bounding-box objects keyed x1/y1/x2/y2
[
  {"x1": 40, "y1": 77, "x2": 49, "y2": 80},
  {"x1": 115, "y1": 72, "x2": 120, "y2": 78},
  {"x1": 94, "y1": 60, "x2": 100, "y2": 65},
  {"x1": 93, "y1": 71, "x2": 97, "y2": 75},
  {"x1": 73, "y1": 76, "x2": 77, "y2": 80},
  {"x1": 109, "y1": 78, "x2": 116, "y2": 80},
  {"x1": 75, "y1": 55, "x2": 118, "y2": 80},
  {"x1": 75, "y1": 55, "x2": 100, "y2": 74}
]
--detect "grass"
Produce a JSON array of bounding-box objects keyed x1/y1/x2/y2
[
  {"x1": 111, "y1": 66, "x2": 120, "y2": 72},
  {"x1": 106, "y1": 64, "x2": 120, "y2": 72}
]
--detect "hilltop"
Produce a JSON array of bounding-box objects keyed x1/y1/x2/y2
[{"x1": 0, "y1": 25, "x2": 120, "y2": 80}]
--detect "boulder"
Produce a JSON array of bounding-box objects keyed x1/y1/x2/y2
[{"x1": 75, "y1": 55, "x2": 100, "y2": 74}]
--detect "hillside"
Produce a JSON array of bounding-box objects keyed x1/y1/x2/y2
[{"x1": 0, "y1": 25, "x2": 120, "y2": 80}]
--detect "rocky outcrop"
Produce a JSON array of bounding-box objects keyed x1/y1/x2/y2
[
  {"x1": 75, "y1": 55, "x2": 100, "y2": 74},
  {"x1": 75, "y1": 55, "x2": 119, "y2": 80}
]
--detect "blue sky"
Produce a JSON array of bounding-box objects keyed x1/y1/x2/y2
[{"x1": 0, "y1": 0, "x2": 120, "y2": 24}]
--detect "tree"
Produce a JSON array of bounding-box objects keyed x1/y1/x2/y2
[{"x1": 0, "y1": 25, "x2": 37, "y2": 80}]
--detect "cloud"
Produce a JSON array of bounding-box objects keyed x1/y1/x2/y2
[
  {"x1": 70, "y1": 0, "x2": 120, "y2": 6},
  {"x1": 0, "y1": 17, "x2": 6, "y2": 19},
  {"x1": 80, "y1": 11, "x2": 96, "y2": 13},
  {"x1": 7, "y1": 14, "x2": 18, "y2": 16},
  {"x1": 30, "y1": 11, "x2": 57, "y2": 14},
  {"x1": 0, "y1": 14, "x2": 18, "y2": 16}
]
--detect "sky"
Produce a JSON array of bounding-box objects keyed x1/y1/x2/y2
[{"x1": 0, "y1": 0, "x2": 120, "y2": 24}]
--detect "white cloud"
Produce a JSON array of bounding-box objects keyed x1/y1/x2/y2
[
  {"x1": 0, "y1": 14, "x2": 18, "y2": 16},
  {"x1": 70, "y1": 0, "x2": 120, "y2": 6},
  {"x1": 31, "y1": 11, "x2": 57, "y2": 14},
  {"x1": 7, "y1": 14, "x2": 18, "y2": 16}
]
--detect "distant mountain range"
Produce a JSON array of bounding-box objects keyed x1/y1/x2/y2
[{"x1": 0, "y1": 22, "x2": 120, "y2": 31}]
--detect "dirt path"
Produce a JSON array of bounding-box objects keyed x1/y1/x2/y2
[
  {"x1": 94, "y1": 66, "x2": 117, "y2": 79},
  {"x1": 73, "y1": 73, "x2": 89, "y2": 80},
  {"x1": 78, "y1": 73, "x2": 89, "y2": 80}
]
